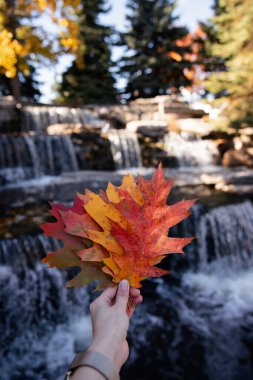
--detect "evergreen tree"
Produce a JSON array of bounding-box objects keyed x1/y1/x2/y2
[
  {"x1": 119, "y1": 0, "x2": 192, "y2": 100},
  {"x1": 0, "y1": 64, "x2": 41, "y2": 102},
  {"x1": 59, "y1": 0, "x2": 117, "y2": 105},
  {"x1": 205, "y1": 0, "x2": 253, "y2": 128}
]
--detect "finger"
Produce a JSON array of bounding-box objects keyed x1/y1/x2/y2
[
  {"x1": 132, "y1": 294, "x2": 143, "y2": 306},
  {"x1": 130, "y1": 288, "x2": 140, "y2": 297},
  {"x1": 115, "y1": 279, "x2": 130, "y2": 311},
  {"x1": 96, "y1": 286, "x2": 118, "y2": 307},
  {"x1": 127, "y1": 294, "x2": 143, "y2": 318}
]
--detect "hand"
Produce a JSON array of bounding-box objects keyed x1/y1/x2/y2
[{"x1": 88, "y1": 279, "x2": 143, "y2": 372}]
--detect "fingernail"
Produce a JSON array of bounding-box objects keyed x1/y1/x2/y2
[{"x1": 119, "y1": 279, "x2": 129, "y2": 291}]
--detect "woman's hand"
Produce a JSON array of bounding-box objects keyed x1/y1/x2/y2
[{"x1": 88, "y1": 279, "x2": 143, "y2": 372}]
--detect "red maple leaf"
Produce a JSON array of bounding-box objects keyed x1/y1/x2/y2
[{"x1": 41, "y1": 164, "x2": 195, "y2": 289}]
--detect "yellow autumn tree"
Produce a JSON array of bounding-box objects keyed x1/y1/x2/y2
[{"x1": 0, "y1": 0, "x2": 81, "y2": 99}]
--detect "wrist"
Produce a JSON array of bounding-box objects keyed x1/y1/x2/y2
[
  {"x1": 66, "y1": 350, "x2": 120, "y2": 380},
  {"x1": 88, "y1": 338, "x2": 118, "y2": 368}
]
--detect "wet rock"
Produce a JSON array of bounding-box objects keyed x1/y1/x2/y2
[
  {"x1": 222, "y1": 149, "x2": 253, "y2": 168},
  {"x1": 215, "y1": 183, "x2": 253, "y2": 194},
  {"x1": 217, "y1": 140, "x2": 234, "y2": 158},
  {"x1": 2, "y1": 167, "x2": 250, "y2": 210},
  {"x1": 0, "y1": 96, "x2": 21, "y2": 133},
  {"x1": 201, "y1": 168, "x2": 253, "y2": 195},
  {"x1": 201, "y1": 168, "x2": 253, "y2": 186},
  {"x1": 99, "y1": 112, "x2": 126, "y2": 129},
  {"x1": 203, "y1": 130, "x2": 237, "y2": 140},
  {"x1": 127, "y1": 120, "x2": 168, "y2": 136},
  {"x1": 159, "y1": 155, "x2": 179, "y2": 168},
  {"x1": 47, "y1": 123, "x2": 107, "y2": 135},
  {"x1": 0, "y1": 171, "x2": 124, "y2": 208},
  {"x1": 72, "y1": 132, "x2": 114, "y2": 171},
  {"x1": 138, "y1": 133, "x2": 168, "y2": 168}
]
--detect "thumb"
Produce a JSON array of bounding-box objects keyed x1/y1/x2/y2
[{"x1": 115, "y1": 279, "x2": 130, "y2": 311}]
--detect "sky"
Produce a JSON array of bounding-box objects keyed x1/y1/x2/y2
[{"x1": 39, "y1": 0, "x2": 214, "y2": 103}]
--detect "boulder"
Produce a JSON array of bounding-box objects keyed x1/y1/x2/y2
[
  {"x1": 239, "y1": 127, "x2": 253, "y2": 137},
  {"x1": 47, "y1": 122, "x2": 106, "y2": 135},
  {"x1": 99, "y1": 112, "x2": 126, "y2": 129},
  {"x1": 217, "y1": 140, "x2": 234, "y2": 157},
  {"x1": 215, "y1": 183, "x2": 253, "y2": 195},
  {"x1": 203, "y1": 130, "x2": 236, "y2": 140},
  {"x1": 222, "y1": 149, "x2": 253, "y2": 168},
  {"x1": 126, "y1": 120, "x2": 168, "y2": 137}
]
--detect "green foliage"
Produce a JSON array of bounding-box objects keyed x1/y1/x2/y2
[
  {"x1": 205, "y1": 0, "x2": 253, "y2": 128},
  {"x1": 58, "y1": 0, "x2": 117, "y2": 105},
  {"x1": 198, "y1": 20, "x2": 225, "y2": 77},
  {"x1": 119, "y1": 0, "x2": 192, "y2": 100}
]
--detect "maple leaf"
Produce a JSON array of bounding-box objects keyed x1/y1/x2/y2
[
  {"x1": 41, "y1": 196, "x2": 112, "y2": 289},
  {"x1": 41, "y1": 164, "x2": 195, "y2": 289}
]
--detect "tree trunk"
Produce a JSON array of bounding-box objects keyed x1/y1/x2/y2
[{"x1": 11, "y1": 75, "x2": 21, "y2": 101}]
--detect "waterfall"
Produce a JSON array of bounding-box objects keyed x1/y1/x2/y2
[
  {"x1": 16, "y1": 106, "x2": 220, "y2": 170},
  {"x1": 1, "y1": 201, "x2": 253, "y2": 379},
  {"x1": 21, "y1": 106, "x2": 105, "y2": 132},
  {"x1": 0, "y1": 135, "x2": 79, "y2": 184},
  {"x1": 170, "y1": 201, "x2": 253, "y2": 271},
  {"x1": 107, "y1": 130, "x2": 142, "y2": 169},
  {"x1": 164, "y1": 132, "x2": 219, "y2": 167},
  {"x1": 125, "y1": 200, "x2": 253, "y2": 380},
  {"x1": 0, "y1": 235, "x2": 92, "y2": 380},
  {"x1": 197, "y1": 201, "x2": 253, "y2": 271}
]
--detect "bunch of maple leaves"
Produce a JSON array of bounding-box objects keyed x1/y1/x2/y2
[{"x1": 41, "y1": 165, "x2": 195, "y2": 289}]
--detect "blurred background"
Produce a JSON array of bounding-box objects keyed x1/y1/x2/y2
[{"x1": 1, "y1": 0, "x2": 253, "y2": 379}]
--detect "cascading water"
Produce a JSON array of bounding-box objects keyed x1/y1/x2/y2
[
  {"x1": 4, "y1": 104, "x2": 221, "y2": 174},
  {"x1": 1, "y1": 201, "x2": 253, "y2": 380},
  {"x1": 1, "y1": 101, "x2": 253, "y2": 379},
  {"x1": 164, "y1": 132, "x2": 219, "y2": 167},
  {"x1": 2, "y1": 105, "x2": 144, "y2": 174},
  {"x1": 123, "y1": 201, "x2": 253, "y2": 380},
  {"x1": 197, "y1": 201, "x2": 253, "y2": 271},
  {"x1": 21, "y1": 106, "x2": 106, "y2": 132},
  {"x1": 0, "y1": 235, "x2": 92, "y2": 380},
  {"x1": 0, "y1": 135, "x2": 79, "y2": 184},
  {"x1": 107, "y1": 129, "x2": 142, "y2": 169}
]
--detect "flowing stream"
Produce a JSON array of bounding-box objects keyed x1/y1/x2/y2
[
  {"x1": 107, "y1": 129, "x2": 142, "y2": 169},
  {"x1": 1, "y1": 201, "x2": 253, "y2": 380},
  {"x1": 164, "y1": 132, "x2": 219, "y2": 166},
  {"x1": 21, "y1": 106, "x2": 105, "y2": 132},
  {"x1": 1, "y1": 104, "x2": 253, "y2": 379},
  {"x1": 0, "y1": 135, "x2": 79, "y2": 184},
  {"x1": 0, "y1": 106, "x2": 220, "y2": 185}
]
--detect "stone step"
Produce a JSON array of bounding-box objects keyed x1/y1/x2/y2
[
  {"x1": 215, "y1": 183, "x2": 253, "y2": 194},
  {"x1": 1, "y1": 167, "x2": 253, "y2": 209}
]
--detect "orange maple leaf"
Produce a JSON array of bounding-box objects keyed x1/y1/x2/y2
[{"x1": 41, "y1": 164, "x2": 195, "y2": 289}]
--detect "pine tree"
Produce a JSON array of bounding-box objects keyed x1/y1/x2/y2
[
  {"x1": 119, "y1": 0, "x2": 192, "y2": 100},
  {"x1": 205, "y1": 0, "x2": 253, "y2": 128},
  {"x1": 59, "y1": 0, "x2": 117, "y2": 105}
]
